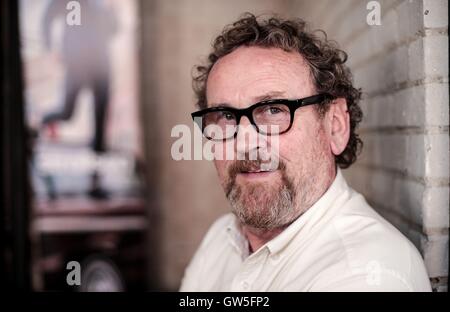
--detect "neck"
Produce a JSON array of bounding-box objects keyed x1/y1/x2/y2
[
  {"x1": 241, "y1": 224, "x2": 287, "y2": 253},
  {"x1": 241, "y1": 166, "x2": 338, "y2": 254}
]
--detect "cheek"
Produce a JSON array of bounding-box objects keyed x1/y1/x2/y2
[
  {"x1": 278, "y1": 112, "x2": 329, "y2": 164},
  {"x1": 210, "y1": 138, "x2": 236, "y2": 161},
  {"x1": 210, "y1": 140, "x2": 234, "y2": 177},
  {"x1": 278, "y1": 136, "x2": 304, "y2": 164},
  {"x1": 214, "y1": 159, "x2": 229, "y2": 181}
]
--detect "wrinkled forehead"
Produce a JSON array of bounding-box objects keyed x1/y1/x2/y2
[{"x1": 206, "y1": 46, "x2": 315, "y2": 108}]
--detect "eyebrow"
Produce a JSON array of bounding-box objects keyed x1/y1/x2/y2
[
  {"x1": 252, "y1": 91, "x2": 287, "y2": 102},
  {"x1": 208, "y1": 91, "x2": 288, "y2": 108}
]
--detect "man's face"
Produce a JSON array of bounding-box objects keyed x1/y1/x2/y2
[{"x1": 206, "y1": 46, "x2": 335, "y2": 230}]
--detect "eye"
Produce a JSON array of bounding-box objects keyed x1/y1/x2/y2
[
  {"x1": 265, "y1": 105, "x2": 285, "y2": 115},
  {"x1": 269, "y1": 107, "x2": 282, "y2": 114},
  {"x1": 220, "y1": 111, "x2": 234, "y2": 120}
]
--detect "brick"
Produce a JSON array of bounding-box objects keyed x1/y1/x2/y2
[
  {"x1": 333, "y1": 2, "x2": 370, "y2": 43},
  {"x1": 422, "y1": 234, "x2": 449, "y2": 277},
  {"x1": 346, "y1": 0, "x2": 423, "y2": 70},
  {"x1": 423, "y1": 0, "x2": 449, "y2": 28},
  {"x1": 396, "y1": 0, "x2": 424, "y2": 40},
  {"x1": 370, "y1": 4, "x2": 401, "y2": 47},
  {"x1": 408, "y1": 37, "x2": 426, "y2": 81},
  {"x1": 423, "y1": 35, "x2": 449, "y2": 78},
  {"x1": 359, "y1": 85, "x2": 427, "y2": 129},
  {"x1": 423, "y1": 132, "x2": 449, "y2": 179},
  {"x1": 353, "y1": 44, "x2": 409, "y2": 94},
  {"x1": 425, "y1": 83, "x2": 450, "y2": 126},
  {"x1": 359, "y1": 133, "x2": 449, "y2": 180},
  {"x1": 296, "y1": 0, "x2": 359, "y2": 32},
  {"x1": 422, "y1": 186, "x2": 450, "y2": 229},
  {"x1": 346, "y1": 8, "x2": 400, "y2": 69}
]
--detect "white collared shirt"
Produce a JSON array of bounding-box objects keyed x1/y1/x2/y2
[{"x1": 180, "y1": 169, "x2": 432, "y2": 292}]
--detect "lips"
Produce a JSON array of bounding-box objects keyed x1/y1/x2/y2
[
  {"x1": 228, "y1": 160, "x2": 280, "y2": 182},
  {"x1": 240, "y1": 167, "x2": 276, "y2": 173},
  {"x1": 239, "y1": 162, "x2": 278, "y2": 174}
]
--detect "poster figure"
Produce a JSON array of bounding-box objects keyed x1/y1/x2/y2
[
  {"x1": 21, "y1": 0, "x2": 141, "y2": 201},
  {"x1": 39, "y1": 0, "x2": 118, "y2": 198}
]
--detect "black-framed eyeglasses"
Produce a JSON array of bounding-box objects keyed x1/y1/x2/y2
[{"x1": 191, "y1": 93, "x2": 333, "y2": 141}]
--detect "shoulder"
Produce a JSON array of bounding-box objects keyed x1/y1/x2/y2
[
  {"x1": 179, "y1": 213, "x2": 235, "y2": 291},
  {"x1": 190, "y1": 212, "x2": 237, "y2": 262},
  {"x1": 333, "y1": 194, "x2": 411, "y2": 265},
  {"x1": 327, "y1": 192, "x2": 431, "y2": 291},
  {"x1": 200, "y1": 213, "x2": 235, "y2": 247}
]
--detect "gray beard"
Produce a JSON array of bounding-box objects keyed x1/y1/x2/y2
[
  {"x1": 226, "y1": 173, "x2": 297, "y2": 230},
  {"x1": 225, "y1": 125, "x2": 333, "y2": 230}
]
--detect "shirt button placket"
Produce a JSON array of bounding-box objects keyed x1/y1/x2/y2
[{"x1": 239, "y1": 250, "x2": 268, "y2": 291}]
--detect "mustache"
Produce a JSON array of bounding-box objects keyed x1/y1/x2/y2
[
  {"x1": 225, "y1": 158, "x2": 286, "y2": 196},
  {"x1": 228, "y1": 159, "x2": 280, "y2": 175}
]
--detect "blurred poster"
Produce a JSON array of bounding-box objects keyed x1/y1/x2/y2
[
  {"x1": 20, "y1": 0, "x2": 147, "y2": 291},
  {"x1": 20, "y1": 0, "x2": 143, "y2": 200}
]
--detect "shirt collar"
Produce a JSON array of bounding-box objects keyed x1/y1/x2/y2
[
  {"x1": 226, "y1": 168, "x2": 350, "y2": 257},
  {"x1": 226, "y1": 215, "x2": 250, "y2": 259}
]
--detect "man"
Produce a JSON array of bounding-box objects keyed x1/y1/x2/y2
[{"x1": 181, "y1": 14, "x2": 431, "y2": 291}]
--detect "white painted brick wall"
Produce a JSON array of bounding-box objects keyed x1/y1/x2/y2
[
  {"x1": 293, "y1": 0, "x2": 449, "y2": 291},
  {"x1": 359, "y1": 133, "x2": 449, "y2": 180}
]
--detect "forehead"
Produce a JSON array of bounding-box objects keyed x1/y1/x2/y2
[{"x1": 206, "y1": 46, "x2": 315, "y2": 107}]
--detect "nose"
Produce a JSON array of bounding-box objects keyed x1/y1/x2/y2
[{"x1": 235, "y1": 116, "x2": 267, "y2": 160}]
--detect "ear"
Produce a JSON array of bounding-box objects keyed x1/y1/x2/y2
[{"x1": 327, "y1": 98, "x2": 350, "y2": 156}]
